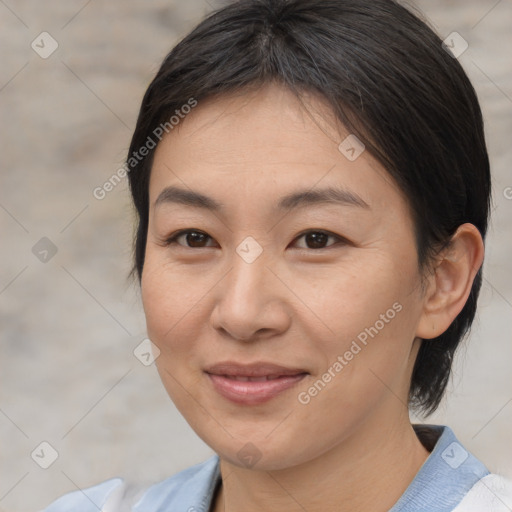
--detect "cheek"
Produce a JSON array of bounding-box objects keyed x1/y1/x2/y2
[
  {"x1": 292, "y1": 252, "x2": 422, "y2": 392},
  {"x1": 141, "y1": 259, "x2": 206, "y2": 412},
  {"x1": 141, "y1": 263, "x2": 172, "y2": 345},
  {"x1": 141, "y1": 247, "x2": 205, "y2": 330},
  {"x1": 292, "y1": 250, "x2": 417, "y2": 336},
  {"x1": 141, "y1": 254, "x2": 201, "y2": 361}
]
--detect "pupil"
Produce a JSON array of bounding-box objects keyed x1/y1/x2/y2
[{"x1": 307, "y1": 232, "x2": 327, "y2": 248}]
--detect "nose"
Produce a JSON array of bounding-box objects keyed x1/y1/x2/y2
[{"x1": 210, "y1": 246, "x2": 292, "y2": 342}]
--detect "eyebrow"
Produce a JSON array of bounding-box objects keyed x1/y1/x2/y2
[{"x1": 154, "y1": 185, "x2": 370, "y2": 211}]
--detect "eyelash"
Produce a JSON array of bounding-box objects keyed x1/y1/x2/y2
[{"x1": 162, "y1": 229, "x2": 348, "y2": 251}]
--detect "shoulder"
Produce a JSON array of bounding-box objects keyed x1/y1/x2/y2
[
  {"x1": 40, "y1": 455, "x2": 220, "y2": 512},
  {"x1": 133, "y1": 454, "x2": 220, "y2": 511},
  {"x1": 453, "y1": 473, "x2": 512, "y2": 512},
  {"x1": 40, "y1": 477, "x2": 125, "y2": 512},
  {"x1": 392, "y1": 424, "x2": 510, "y2": 512}
]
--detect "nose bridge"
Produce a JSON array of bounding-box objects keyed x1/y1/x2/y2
[{"x1": 228, "y1": 235, "x2": 271, "y2": 306}]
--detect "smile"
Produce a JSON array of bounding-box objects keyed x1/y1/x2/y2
[{"x1": 205, "y1": 361, "x2": 309, "y2": 405}]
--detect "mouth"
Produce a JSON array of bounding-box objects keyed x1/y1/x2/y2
[{"x1": 204, "y1": 361, "x2": 309, "y2": 405}]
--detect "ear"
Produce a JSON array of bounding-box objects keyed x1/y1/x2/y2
[{"x1": 416, "y1": 223, "x2": 485, "y2": 340}]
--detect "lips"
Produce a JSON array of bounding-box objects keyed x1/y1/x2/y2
[
  {"x1": 221, "y1": 375, "x2": 284, "y2": 382},
  {"x1": 205, "y1": 362, "x2": 308, "y2": 405}
]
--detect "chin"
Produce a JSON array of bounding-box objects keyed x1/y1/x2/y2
[{"x1": 203, "y1": 431, "x2": 317, "y2": 472}]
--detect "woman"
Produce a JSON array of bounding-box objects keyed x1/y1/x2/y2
[{"x1": 43, "y1": 0, "x2": 512, "y2": 510}]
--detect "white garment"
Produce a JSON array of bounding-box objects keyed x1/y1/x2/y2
[{"x1": 453, "y1": 474, "x2": 512, "y2": 512}]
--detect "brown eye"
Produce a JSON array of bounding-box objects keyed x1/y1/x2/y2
[
  {"x1": 186, "y1": 231, "x2": 209, "y2": 247},
  {"x1": 293, "y1": 230, "x2": 343, "y2": 250},
  {"x1": 165, "y1": 230, "x2": 216, "y2": 248},
  {"x1": 305, "y1": 232, "x2": 328, "y2": 249}
]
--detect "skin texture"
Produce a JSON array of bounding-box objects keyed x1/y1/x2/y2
[{"x1": 141, "y1": 83, "x2": 484, "y2": 512}]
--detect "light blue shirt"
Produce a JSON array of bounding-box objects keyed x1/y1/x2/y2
[{"x1": 42, "y1": 425, "x2": 492, "y2": 511}]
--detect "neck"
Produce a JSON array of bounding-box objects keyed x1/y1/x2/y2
[{"x1": 212, "y1": 410, "x2": 430, "y2": 512}]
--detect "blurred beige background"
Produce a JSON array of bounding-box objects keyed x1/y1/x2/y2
[{"x1": 0, "y1": 1, "x2": 511, "y2": 511}]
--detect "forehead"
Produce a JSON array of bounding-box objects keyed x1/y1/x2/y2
[{"x1": 149, "y1": 83, "x2": 404, "y2": 216}]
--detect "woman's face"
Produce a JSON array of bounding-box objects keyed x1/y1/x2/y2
[{"x1": 141, "y1": 83, "x2": 427, "y2": 470}]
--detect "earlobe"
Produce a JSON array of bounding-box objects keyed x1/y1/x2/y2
[{"x1": 415, "y1": 223, "x2": 485, "y2": 340}]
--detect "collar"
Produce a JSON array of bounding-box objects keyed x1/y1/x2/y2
[
  {"x1": 389, "y1": 424, "x2": 490, "y2": 511},
  {"x1": 133, "y1": 454, "x2": 221, "y2": 512}
]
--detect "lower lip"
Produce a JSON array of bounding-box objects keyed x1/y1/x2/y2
[{"x1": 206, "y1": 373, "x2": 307, "y2": 405}]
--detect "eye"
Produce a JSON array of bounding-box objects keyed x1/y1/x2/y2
[
  {"x1": 162, "y1": 228, "x2": 347, "y2": 251},
  {"x1": 291, "y1": 230, "x2": 346, "y2": 250},
  {"x1": 163, "y1": 229, "x2": 217, "y2": 248}
]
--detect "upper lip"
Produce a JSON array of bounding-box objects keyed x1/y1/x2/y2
[{"x1": 205, "y1": 361, "x2": 309, "y2": 378}]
